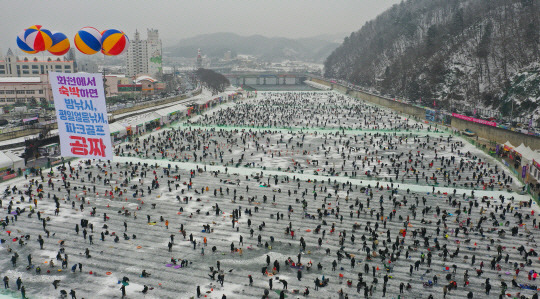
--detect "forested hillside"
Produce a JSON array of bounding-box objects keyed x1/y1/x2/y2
[
  {"x1": 324, "y1": 0, "x2": 540, "y2": 117},
  {"x1": 166, "y1": 33, "x2": 340, "y2": 62}
]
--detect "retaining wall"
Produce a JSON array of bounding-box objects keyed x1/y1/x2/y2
[
  {"x1": 313, "y1": 78, "x2": 540, "y2": 150},
  {"x1": 112, "y1": 89, "x2": 202, "y2": 117},
  {"x1": 452, "y1": 118, "x2": 540, "y2": 149},
  {"x1": 0, "y1": 128, "x2": 41, "y2": 143}
]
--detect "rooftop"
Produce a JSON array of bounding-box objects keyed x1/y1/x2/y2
[
  {"x1": 0, "y1": 77, "x2": 42, "y2": 83},
  {"x1": 135, "y1": 75, "x2": 157, "y2": 83}
]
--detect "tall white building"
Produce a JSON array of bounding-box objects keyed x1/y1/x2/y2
[
  {"x1": 125, "y1": 29, "x2": 162, "y2": 78},
  {"x1": 147, "y1": 29, "x2": 162, "y2": 76}
]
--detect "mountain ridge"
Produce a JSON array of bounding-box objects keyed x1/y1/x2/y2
[
  {"x1": 164, "y1": 32, "x2": 341, "y2": 62},
  {"x1": 324, "y1": 0, "x2": 540, "y2": 118}
]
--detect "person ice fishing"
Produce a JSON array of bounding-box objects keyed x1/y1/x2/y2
[
  {"x1": 16, "y1": 277, "x2": 21, "y2": 290},
  {"x1": 218, "y1": 273, "x2": 225, "y2": 286},
  {"x1": 120, "y1": 284, "x2": 126, "y2": 298},
  {"x1": 279, "y1": 279, "x2": 288, "y2": 289}
]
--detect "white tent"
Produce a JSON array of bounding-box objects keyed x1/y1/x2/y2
[
  {"x1": 514, "y1": 143, "x2": 540, "y2": 164},
  {"x1": 195, "y1": 97, "x2": 211, "y2": 106},
  {"x1": 155, "y1": 104, "x2": 188, "y2": 124},
  {"x1": 170, "y1": 104, "x2": 188, "y2": 115},
  {"x1": 4, "y1": 152, "x2": 24, "y2": 170},
  {"x1": 0, "y1": 151, "x2": 24, "y2": 171},
  {"x1": 533, "y1": 151, "x2": 540, "y2": 163},
  {"x1": 503, "y1": 141, "x2": 515, "y2": 148},
  {"x1": 109, "y1": 123, "x2": 127, "y2": 137},
  {"x1": 0, "y1": 151, "x2": 12, "y2": 171},
  {"x1": 131, "y1": 112, "x2": 162, "y2": 128}
]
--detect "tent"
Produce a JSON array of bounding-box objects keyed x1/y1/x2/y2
[
  {"x1": 109, "y1": 123, "x2": 128, "y2": 139},
  {"x1": 138, "y1": 112, "x2": 162, "y2": 126},
  {"x1": 195, "y1": 97, "x2": 211, "y2": 108},
  {"x1": 514, "y1": 143, "x2": 540, "y2": 166},
  {"x1": 155, "y1": 104, "x2": 188, "y2": 124},
  {"x1": 4, "y1": 152, "x2": 24, "y2": 170},
  {"x1": 0, "y1": 151, "x2": 12, "y2": 171},
  {"x1": 130, "y1": 112, "x2": 162, "y2": 133},
  {"x1": 0, "y1": 151, "x2": 24, "y2": 172},
  {"x1": 503, "y1": 141, "x2": 515, "y2": 151}
]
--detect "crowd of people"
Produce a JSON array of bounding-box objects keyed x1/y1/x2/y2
[
  {"x1": 118, "y1": 92, "x2": 519, "y2": 192},
  {"x1": 189, "y1": 92, "x2": 415, "y2": 130},
  {"x1": 0, "y1": 91, "x2": 537, "y2": 299}
]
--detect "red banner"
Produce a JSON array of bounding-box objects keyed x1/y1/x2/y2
[
  {"x1": 452, "y1": 113, "x2": 497, "y2": 127},
  {"x1": 2, "y1": 174, "x2": 17, "y2": 181}
]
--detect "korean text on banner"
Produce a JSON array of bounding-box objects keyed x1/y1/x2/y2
[
  {"x1": 49, "y1": 72, "x2": 112, "y2": 160},
  {"x1": 451, "y1": 113, "x2": 497, "y2": 127}
]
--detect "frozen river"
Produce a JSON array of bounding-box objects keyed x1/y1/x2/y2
[{"x1": 0, "y1": 91, "x2": 538, "y2": 299}]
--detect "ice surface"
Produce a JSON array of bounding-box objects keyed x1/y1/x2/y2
[{"x1": 0, "y1": 91, "x2": 538, "y2": 299}]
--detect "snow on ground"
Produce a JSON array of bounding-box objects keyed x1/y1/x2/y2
[{"x1": 0, "y1": 90, "x2": 539, "y2": 299}]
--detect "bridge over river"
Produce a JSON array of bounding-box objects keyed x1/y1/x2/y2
[{"x1": 223, "y1": 72, "x2": 308, "y2": 86}]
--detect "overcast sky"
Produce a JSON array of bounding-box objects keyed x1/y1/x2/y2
[{"x1": 2, "y1": 0, "x2": 401, "y2": 54}]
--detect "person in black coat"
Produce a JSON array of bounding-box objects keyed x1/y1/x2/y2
[{"x1": 120, "y1": 285, "x2": 126, "y2": 298}]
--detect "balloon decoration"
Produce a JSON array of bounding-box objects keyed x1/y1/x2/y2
[
  {"x1": 16, "y1": 26, "x2": 129, "y2": 56},
  {"x1": 16, "y1": 30, "x2": 38, "y2": 54},
  {"x1": 48, "y1": 32, "x2": 71, "y2": 56},
  {"x1": 74, "y1": 27, "x2": 102, "y2": 55},
  {"x1": 100, "y1": 29, "x2": 129, "y2": 56},
  {"x1": 24, "y1": 25, "x2": 53, "y2": 52}
]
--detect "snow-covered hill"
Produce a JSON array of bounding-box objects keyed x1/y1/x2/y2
[{"x1": 324, "y1": 0, "x2": 540, "y2": 118}]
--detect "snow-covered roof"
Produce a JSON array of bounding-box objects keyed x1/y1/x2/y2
[
  {"x1": 5, "y1": 151, "x2": 23, "y2": 162},
  {"x1": 141, "y1": 112, "x2": 161, "y2": 123},
  {"x1": 0, "y1": 151, "x2": 12, "y2": 170},
  {"x1": 0, "y1": 77, "x2": 41, "y2": 83},
  {"x1": 135, "y1": 75, "x2": 157, "y2": 84},
  {"x1": 0, "y1": 151, "x2": 23, "y2": 170},
  {"x1": 129, "y1": 112, "x2": 161, "y2": 127},
  {"x1": 4, "y1": 151, "x2": 24, "y2": 170},
  {"x1": 109, "y1": 122, "x2": 127, "y2": 135},
  {"x1": 195, "y1": 97, "x2": 211, "y2": 105},
  {"x1": 155, "y1": 104, "x2": 188, "y2": 117}
]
